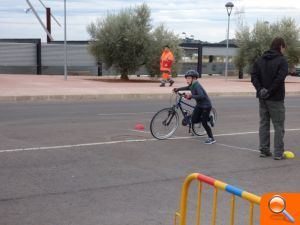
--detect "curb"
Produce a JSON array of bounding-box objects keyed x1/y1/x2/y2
[
  {"x1": 0, "y1": 91, "x2": 300, "y2": 102},
  {"x1": 0, "y1": 93, "x2": 171, "y2": 102}
]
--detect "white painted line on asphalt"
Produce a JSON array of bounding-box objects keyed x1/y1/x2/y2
[
  {"x1": 0, "y1": 139, "x2": 156, "y2": 153},
  {"x1": 128, "y1": 129, "x2": 151, "y2": 134},
  {"x1": 287, "y1": 106, "x2": 300, "y2": 108},
  {"x1": 0, "y1": 128, "x2": 300, "y2": 154},
  {"x1": 215, "y1": 131, "x2": 258, "y2": 136},
  {"x1": 97, "y1": 112, "x2": 155, "y2": 116},
  {"x1": 216, "y1": 143, "x2": 259, "y2": 152},
  {"x1": 129, "y1": 128, "x2": 300, "y2": 138},
  {"x1": 0, "y1": 136, "x2": 199, "y2": 154},
  {"x1": 214, "y1": 128, "x2": 300, "y2": 137}
]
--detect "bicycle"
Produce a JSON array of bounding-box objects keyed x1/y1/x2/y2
[{"x1": 150, "y1": 92, "x2": 217, "y2": 140}]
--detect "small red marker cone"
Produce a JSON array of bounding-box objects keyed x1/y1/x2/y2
[{"x1": 135, "y1": 123, "x2": 145, "y2": 131}]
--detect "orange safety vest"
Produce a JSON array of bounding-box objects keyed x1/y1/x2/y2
[{"x1": 160, "y1": 50, "x2": 174, "y2": 73}]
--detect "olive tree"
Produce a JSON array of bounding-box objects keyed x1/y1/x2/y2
[
  {"x1": 87, "y1": 4, "x2": 182, "y2": 80},
  {"x1": 235, "y1": 17, "x2": 300, "y2": 73},
  {"x1": 87, "y1": 4, "x2": 151, "y2": 80}
]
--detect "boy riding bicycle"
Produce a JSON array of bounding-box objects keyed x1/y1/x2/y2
[{"x1": 173, "y1": 70, "x2": 216, "y2": 144}]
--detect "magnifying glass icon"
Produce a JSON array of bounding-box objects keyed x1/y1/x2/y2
[{"x1": 268, "y1": 195, "x2": 295, "y2": 223}]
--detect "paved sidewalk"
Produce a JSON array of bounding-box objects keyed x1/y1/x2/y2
[{"x1": 0, "y1": 74, "x2": 299, "y2": 101}]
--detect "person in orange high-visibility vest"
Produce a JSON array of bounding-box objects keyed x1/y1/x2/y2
[{"x1": 160, "y1": 45, "x2": 174, "y2": 87}]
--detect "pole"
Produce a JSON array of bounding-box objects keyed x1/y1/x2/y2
[
  {"x1": 64, "y1": 0, "x2": 67, "y2": 80},
  {"x1": 225, "y1": 14, "x2": 230, "y2": 80},
  {"x1": 197, "y1": 44, "x2": 203, "y2": 78},
  {"x1": 46, "y1": 8, "x2": 51, "y2": 43},
  {"x1": 26, "y1": 0, "x2": 54, "y2": 41},
  {"x1": 38, "y1": 0, "x2": 61, "y2": 27},
  {"x1": 36, "y1": 39, "x2": 42, "y2": 74}
]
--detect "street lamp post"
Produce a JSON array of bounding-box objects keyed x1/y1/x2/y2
[
  {"x1": 64, "y1": 0, "x2": 67, "y2": 80},
  {"x1": 225, "y1": 2, "x2": 234, "y2": 80}
]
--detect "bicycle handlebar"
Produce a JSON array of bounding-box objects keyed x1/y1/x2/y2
[{"x1": 176, "y1": 92, "x2": 186, "y2": 96}]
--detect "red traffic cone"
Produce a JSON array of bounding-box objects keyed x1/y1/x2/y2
[{"x1": 135, "y1": 123, "x2": 145, "y2": 131}]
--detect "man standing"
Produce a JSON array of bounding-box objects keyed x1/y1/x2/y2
[
  {"x1": 251, "y1": 37, "x2": 288, "y2": 160},
  {"x1": 160, "y1": 45, "x2": 174, "y2": 87}
]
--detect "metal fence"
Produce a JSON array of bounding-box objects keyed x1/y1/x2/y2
[
  {"x1": 0, "y1": 40, "x2": 38, "y2": 74},
  {"x1": 0, "y1": 39, "x2": 237, "y2": 76},
  {"x1": 174, "y1": 173, "x2": 261, "y2": 225},
  {"x1": 0, "y1": 39, "x2": 98, "y2": 75}
]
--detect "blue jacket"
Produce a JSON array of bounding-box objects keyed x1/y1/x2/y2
[{"x1": 177, "y1": 81, "x2": 212, "y2": 108}]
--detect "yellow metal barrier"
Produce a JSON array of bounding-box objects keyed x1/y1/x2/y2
[{"x1": 175, "y1": 173, "x2": 261, "y2": 225}]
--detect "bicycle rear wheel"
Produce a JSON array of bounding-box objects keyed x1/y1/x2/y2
[
  {"x1": 192, "y1": 107, "x2": 217, "y2": 136},
  {"x1": 210, "y1": 107, "x2": 217, "y2": 124},
  {"x1": 192, "y1": 123, "x2": 206, "y2": 136},
  {"x1": 150, "y1": 108, "x2": 179, "y2": 140}
]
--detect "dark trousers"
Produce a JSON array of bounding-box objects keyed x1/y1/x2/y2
[
  {"x1": 259, "y1": 99, "x2": 285, "y2": 156},
  {"x1": 192, "y1": 106, "x2": 213, "y2": 139}
]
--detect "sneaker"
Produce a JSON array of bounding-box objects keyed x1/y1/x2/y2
[
  {"x1": 259, "y1": 152, "x2": 272, "y2": 158},
  {"x1": 274, "y1": 155, "x2": 286, "y2": 160},
  {"x1": 209, "y1": 115, "x2": 215, "y2": 127},
  {"x1": 169, "y1": 80, "x2": 174, "y2": 87},
  {"x1": 160, "y1": 83, "x2": 165, "y2": 87},
  {"x1": 204, "y1": 138, "x2": 216, "y2": 144}
]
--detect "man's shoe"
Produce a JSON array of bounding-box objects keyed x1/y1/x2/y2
[
  {"x1": 204, "y1": 138, "x2": 216, "y2": 144},
  {"x1": 274, "y1": 155, "x2": 286, "y2": 160},
  {"x1": 259, "y1": 152, "x2": 272, "y2": 158},
  {"x1": 160, "y1": 83, "x2": 165, "y2": 87},
  {"x1": 169, "y1": 80, "x2": 174, "y2": 87}
]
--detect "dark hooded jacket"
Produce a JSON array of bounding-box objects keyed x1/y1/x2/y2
[
  {"x1": 176, "y1": 80, "x2": 212, "y2": 108},
  {"x1": 251, "y1": 49, "x2": 288, "y2": 101}
]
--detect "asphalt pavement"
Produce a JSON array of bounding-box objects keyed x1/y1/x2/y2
[{"x1": 0, "y1": 97, "x2": 299, "y2": 225}]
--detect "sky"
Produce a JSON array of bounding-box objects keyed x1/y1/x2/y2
[{"x1": 0, "y1": 0, "x2": 300, "y2": 43}]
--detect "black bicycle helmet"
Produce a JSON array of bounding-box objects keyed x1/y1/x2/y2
[{"x1": 184, "y1": 70, "x2": 199, "y2": 78}]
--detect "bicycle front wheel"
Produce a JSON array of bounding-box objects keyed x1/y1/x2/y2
[{"x1": 150, "y1": 108, "x2": 179, "y2": 140}]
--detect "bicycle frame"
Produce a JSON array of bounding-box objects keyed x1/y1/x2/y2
[
  {"x1": 173, "y1": 93, "x2": 196, "y2": 133},
  {"x1": 174, "y1": 93, "x2": 195, "y2": 116}
]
